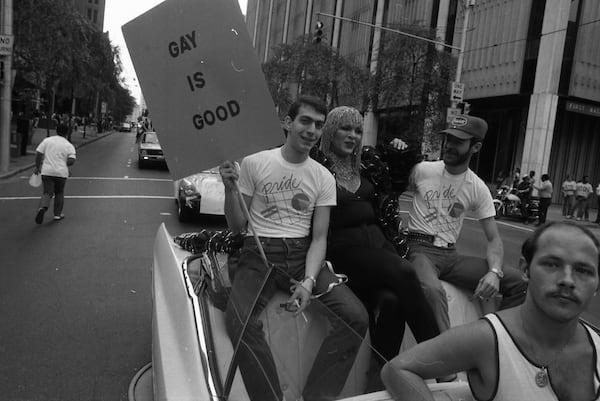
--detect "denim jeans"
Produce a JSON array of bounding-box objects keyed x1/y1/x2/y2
[
  {"x1": 225, "y1": 237, "x2": 368, "y2": 401},
  {"x1": 562, "y1": 194, "x2": 574, "y2": 216},
  {"x1": 408, "y1": 241, "x2": 528, "y2": 332},
  {"x1": 40, "y1": 175, "x2": 67, "y2": 216}
]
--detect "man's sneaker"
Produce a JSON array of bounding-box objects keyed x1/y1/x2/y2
[
  {"x1": 35, "y1": 208, "x2": 46, "y2": 224},
  {"x1": 576, "y1": 217, "x2": 581, "y2": 221},
  {"x1": 53, "y1": 214, "x2": 65, "y2": 221}
]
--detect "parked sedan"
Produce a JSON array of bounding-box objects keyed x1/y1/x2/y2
[
  {"x1": 119, "y1": 122, "x2": 132, "y2": 132},
  {"x1": 173, "y1": 168, "x2": 225, "y2": 221},
  {"x1": 137, "y1": 131, "x2": 165, "y2": 168}
]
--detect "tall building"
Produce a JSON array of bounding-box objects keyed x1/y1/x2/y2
[
  {"x1": 71, "y1": 0, "x2": 105, "y2": 31},
  {"x1": 246, "y1": 0, "x2": 600, "y2": 203}
]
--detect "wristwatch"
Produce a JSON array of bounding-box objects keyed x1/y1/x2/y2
[{"x1": 489, "y1": 267, "x2": 504, "y2": 279}]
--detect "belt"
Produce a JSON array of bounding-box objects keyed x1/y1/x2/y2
[{"x1": 407, "y1": 231, "x2": 455, "y2": 248}]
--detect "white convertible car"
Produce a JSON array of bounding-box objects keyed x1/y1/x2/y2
[
  {"x1": 173, "y1": 169, "x2": 225, "y2": 222},
  {"x1": 128, "y1": 223, "x2": 505, "y2": 401}
]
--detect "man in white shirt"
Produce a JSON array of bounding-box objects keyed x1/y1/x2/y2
[
  {"x1": 219, "y1": 95, "x2": 368, "y2": 401},
  {"x1": 33, "y1": 124, "x2": 76, "y2": 224},
  {"x1": 382, "y1": 222, "x2": 600, "y2": 401},
  {"x1": 574, "y1": 175, "x2": 593, "y2": 221},
  {"x1": 405, "y1": 115, "x2": 527, "y2": 335}
]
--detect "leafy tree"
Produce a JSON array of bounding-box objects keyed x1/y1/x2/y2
[
  {"x1": 371, "y1": 25, "x2": 455, "y2": 153},
  {"x1": 13, "y1": 0, "x2": 135, "y2": 122},
  {"x1": 262, "y1": 37, "x2": 369, "y2": 119}
]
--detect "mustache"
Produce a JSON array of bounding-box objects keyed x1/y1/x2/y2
[{"x1": 549, "y1": 290, "x2": 580, "y2": 304}]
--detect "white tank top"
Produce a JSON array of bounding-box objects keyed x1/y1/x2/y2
[{"x1": 477, "y1": 314, "x2": 600, "y2": 401}]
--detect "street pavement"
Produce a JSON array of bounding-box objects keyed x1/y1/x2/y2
[
  {"x1": 3, "y1": 129, "x2": 599, "y2": 234},
  {"x1": 0, "y1": 125, "x2": 115, "y2": 180}
]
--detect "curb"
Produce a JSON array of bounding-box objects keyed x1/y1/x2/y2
[{"x1": 0, "y1": 131, "x2": 114, "y2": 180}]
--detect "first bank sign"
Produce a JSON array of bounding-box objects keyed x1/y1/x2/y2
[{"x1": 0, "y1": 35, "x2": 13, "y2": 56}]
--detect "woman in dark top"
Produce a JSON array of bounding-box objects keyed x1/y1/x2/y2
[{"x1": 316, "y1": 106, "x2": 441, "y2": 389}]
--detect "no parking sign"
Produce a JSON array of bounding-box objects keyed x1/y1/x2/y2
[{"x1": 123, "y1": 0, "x2": 282, "y2": 179}]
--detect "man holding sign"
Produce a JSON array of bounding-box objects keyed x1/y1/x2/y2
[{"x1": 219, "y1": 96, "x2": 368, "y2": 401}]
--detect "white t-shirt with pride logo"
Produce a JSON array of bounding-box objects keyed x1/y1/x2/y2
[
  {"x1": 408, "y1": 160, "x2": 495, "y2": 245},
  {"x1": 238, "y1": 147, "x2": 336, "y2": 238}
]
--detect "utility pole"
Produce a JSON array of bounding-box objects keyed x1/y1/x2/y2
[
  {"x1": 448, "y1": 0, "x2": 475, "y2": 121},
  {"x1": 0, "y1": 0, "x2": 13, "y2": 174}
]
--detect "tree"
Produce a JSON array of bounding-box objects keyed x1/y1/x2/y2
[
  {"x1": 262, "y1": 37, "x2": 369, "y2": 119},
  {"x1": 371, "y1": 25, "x2": 455, "y2": 153}
]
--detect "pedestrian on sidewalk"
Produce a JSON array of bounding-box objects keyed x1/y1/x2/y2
[
  {"x1": 516, "y1": 176, "x2": 532, "y2": 224},
  {"x1": 533, "y1": 174, "x2": 552, "y2": 226},
  {"x1": 33, "y1": 126, "x2": 76, "y2": 224},
  {"x1": 573, "y1": 175, "x2": 593, "y2": 221},
  {"x1": 561, "y1": 174, "x2": 576, "y2": 218}
]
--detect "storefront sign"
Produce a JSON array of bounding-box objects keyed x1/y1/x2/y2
[
  {"x1": 566, "y1": 101, "x2": 600, "y2": 118},
  {"x1": 123, "y1": 0, "x2": 282, "y2": 180}
]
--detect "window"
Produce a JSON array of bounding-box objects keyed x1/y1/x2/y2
[
  {"x1": 87, "y1": 8, "x2": 92, "y2": 19},
  {"x1": 93, "y1": 10, "x2": 98, "y2": 23}
]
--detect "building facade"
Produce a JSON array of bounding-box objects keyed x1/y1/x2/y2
[
  {"x1": 246, "y1": 0, "x2": 600, "y2": 202},
  {"x1": 71, "y1": 0, "x2": 105, "y2": 31}
]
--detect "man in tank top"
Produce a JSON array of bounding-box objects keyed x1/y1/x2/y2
[{"x1": 381, "y1": 221, "x2": 600, "y2": 401}]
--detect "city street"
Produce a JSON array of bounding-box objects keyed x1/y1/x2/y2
[
  {"x1": 0, "y1": 131, "x2": 224, "y2": 401},
  {"x1": 0, "y1": 131, "x2": 599, "y2": 400}
]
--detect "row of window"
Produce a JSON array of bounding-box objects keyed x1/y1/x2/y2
[
  {"x1": 88, "y1": 0, "x2": 99, "y2": 4},
  {"x1": 87, "y1": 7, "x2": 98, "y2": 23}
]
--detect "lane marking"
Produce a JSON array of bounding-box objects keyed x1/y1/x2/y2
[
  {"x1": 0, "y1": 195, "x2": 173, "y2": 201},
  {"x1": 18, "y1": 176, "x2": 172, "y2": 182}
]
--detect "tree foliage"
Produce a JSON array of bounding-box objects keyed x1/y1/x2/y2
[
  {"x1": 13, "y1": 0, "x2": 134, "y2": 120},
  {"x1": 372, "y1": 25, "x2": 455, "y2": 149},
  {"x1": 262, "y1": 37, "x2": 369, "y2": 119}
]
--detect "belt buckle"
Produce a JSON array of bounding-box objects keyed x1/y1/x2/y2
[{"x1": 433, "y1": 237, "x2": 448, "y2": 248}]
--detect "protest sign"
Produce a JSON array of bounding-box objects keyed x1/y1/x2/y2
[{"x1": 123, "y1": 0, "x2": 282, "y2": 179}]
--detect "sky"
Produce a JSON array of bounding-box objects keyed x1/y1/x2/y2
[{"x1": 103, "y1": 0, "x2": 248, "y2": 103}]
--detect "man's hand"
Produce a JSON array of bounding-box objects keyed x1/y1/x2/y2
[
  {"x1": 33, "y1": 167, "x2": 40, "y2": 175},
  {"x1": 389, "y1": 138, "x2": 408, "y2": 151},
  {"x1": 473, "y1": 272, "x2": 500, "y2": 301},
  {"x1": 287, "y1": 278, "x2": 314, "y2": 315},
  {"x1": 219, "y1": 160, "x2": 239, "y2": 192}
]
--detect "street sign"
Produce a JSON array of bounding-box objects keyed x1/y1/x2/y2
[
  {"x1": 0, "y1": 35, "x2": 13, "y2": 56},
  {"x1": 122, "y1": 0, "x2": 282, "y2": 180},
  {"x1": 451, "y1": 81, "x2": 465, "y2": 102},
  {"x1": 446, "y1": 107, "x2": 461, "y2": 122}
]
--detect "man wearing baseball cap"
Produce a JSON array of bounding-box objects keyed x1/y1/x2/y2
[{"x1": 404, "y1": 114, "x2": 528, "y2": 341}]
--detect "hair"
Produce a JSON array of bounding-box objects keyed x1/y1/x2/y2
[
  {"x1": 320, "y1": 106, "x2": 364, "y2": 173},
  {"x1": 521, "y1": 221, "x2": 600, "y2": 268},
  {"x1": 541, "y1": 173, "x2": 549, "y2": 181},
  {"x1": 287, "y1": 95, "x2": 327, "y2": 121}
]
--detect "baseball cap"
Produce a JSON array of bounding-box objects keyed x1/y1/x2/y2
[{"x1": 440, "y1": 115, "x2": 488, "y2": 141}]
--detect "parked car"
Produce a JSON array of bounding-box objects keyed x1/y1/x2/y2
[
  {"x1": 137, "y1": 131, "x2": 165, "y2": 168},
  {"x1": 128, "y1": 224, "x2": 494, "y2": 401},
  {"x1": 173, "y1": 168, "x2": 225, "y2": 221},
  {"x1": 119, "y1": 122, "x2": 132, "y2": 132}
]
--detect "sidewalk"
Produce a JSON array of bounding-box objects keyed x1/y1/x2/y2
[{"x1": 0, "y1": 126, "x2": 114, "y2": 180}]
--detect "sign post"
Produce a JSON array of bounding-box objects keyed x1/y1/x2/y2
[{"x1": 122, "y1": 0, "x2": 282, "y2": 180}]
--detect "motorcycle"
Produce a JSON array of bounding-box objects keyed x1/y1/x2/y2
[{"x1": 492, "y1": 185, "x2": 539, "y2": 222}]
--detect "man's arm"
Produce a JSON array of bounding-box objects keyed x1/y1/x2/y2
[
  {"x1": 34, "y1": 152, "x2": 44, "y2": 174},
  {"x1": 381, "y1": 320, "x2": 494, "y2": 401},
  {"x1": 67, "y1": 157, "x2": 75, "y2": 166},
  {"x1": 473, "y1": 216, "x2": 504, "y2": 299},
  {"x1": 220, "y1": 161, "x2": 249, "y2": 232},
  {"x1": 288, "y1": 205, "x2": 330, "y2": 313}
]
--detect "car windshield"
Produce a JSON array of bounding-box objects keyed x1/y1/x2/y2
[
  {"x1": 143, "y1": 133, "x2": 159, "y2": 144},
  {"x1": 174, "y1": 231, "x2": 388, "y2": 401}
]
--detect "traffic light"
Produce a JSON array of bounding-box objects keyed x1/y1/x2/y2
[{"x1": 313, "y1": 21, "x2": 324, "y2": 44}]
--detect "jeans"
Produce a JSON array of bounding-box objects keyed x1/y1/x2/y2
[
  {"x1": 408, "y1": 241, "x2": 528, "y2": 332},
  {"x1": 574, "y1": 196, "x2": 590, "y2": 219},
  {"x1": 40, "y1": 175, "x2": 67, "y2": 216},
  {"x1": 538, "y1": 198, "x2": 551, "y2": 224},
  {"x1": 225, "y1": 237, "x2": 368, "y2": 401},
  {"x1": 562, "y1": 194, "x2": 574, "y2": 216}
]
